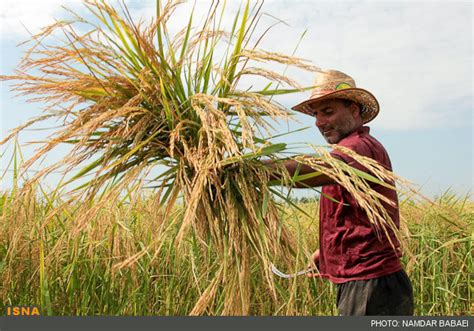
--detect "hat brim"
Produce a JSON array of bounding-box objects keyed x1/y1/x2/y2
[{"x1": 291, "y1": 88, "x2": 380, "y2": 124}]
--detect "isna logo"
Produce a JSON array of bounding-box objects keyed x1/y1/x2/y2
[{"x1": 5, "y1": 306, "x2": 42, "y2": 316}]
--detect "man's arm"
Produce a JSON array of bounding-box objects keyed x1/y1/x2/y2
[{"x1": 263, "y1": 159, "x2": 336, "y2": 188}]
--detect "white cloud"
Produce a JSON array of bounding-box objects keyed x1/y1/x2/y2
[
  {"x1": 254, "y1": 1, "x2": 473, "y2": 130},
  {"x1": 0, "y1": 0, "x2": 84, "y2": 39},
  {"x1": 1, "y1": 0, "x2": 472, "y2": 130}
]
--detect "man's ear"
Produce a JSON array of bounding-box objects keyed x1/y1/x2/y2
[{"x1": 349, "y1": 102, "x2": 362, "y2": 119}]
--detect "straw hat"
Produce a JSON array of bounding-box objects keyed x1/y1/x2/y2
[{"x1": 292, "y1": 70, "x2": 380, "y2": 124}]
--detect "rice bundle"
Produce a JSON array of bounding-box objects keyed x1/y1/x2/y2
[{"x1": 1, "y1": 0, "x2": 404, "y2": 315}]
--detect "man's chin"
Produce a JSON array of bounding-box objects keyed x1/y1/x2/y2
[{"x1": 323, "y1": 134, "x2": 340, "y2": 144}]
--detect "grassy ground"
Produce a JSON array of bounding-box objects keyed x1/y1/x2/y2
[{"x1": 0, "y1": 187, "x2": 472, "y2": 316}]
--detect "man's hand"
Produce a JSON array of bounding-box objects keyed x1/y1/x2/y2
[{"x1": 306, "y1": 249, "x2": 321, "y2": 278}]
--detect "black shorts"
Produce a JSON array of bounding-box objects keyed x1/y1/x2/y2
[{"x1": 336, "y1": 269, "x2": 414, "y2": 316}]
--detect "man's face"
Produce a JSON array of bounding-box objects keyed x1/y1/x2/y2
[{"x1": 308, "y1": 99, "x2": 359, "y2": 144}]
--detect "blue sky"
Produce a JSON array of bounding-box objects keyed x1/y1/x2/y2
[{"x1": 1, "y1": 0, "x2": 472, "y2": 198}]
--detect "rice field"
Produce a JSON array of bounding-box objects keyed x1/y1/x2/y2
[
  {"x1": 0, "y1": 0, "x2": 412, "y2": 315},
  {"x1": 0, "y1": 184, "x2": 472, "y2": 316},
  {"x1": 0, "y1": 0, "x2": 472, "y2": 317}
]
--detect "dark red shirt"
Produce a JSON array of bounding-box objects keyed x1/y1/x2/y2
[{"x1": 319, "y1": 126, "x2": 402, "y2": 283}]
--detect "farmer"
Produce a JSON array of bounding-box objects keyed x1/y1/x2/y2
[{"x1": 271, "y1": 70, "x2": 414, "y2": 315}]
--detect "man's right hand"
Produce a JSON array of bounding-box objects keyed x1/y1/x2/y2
[{"x1": 306, "y1": 249, "x2": 321, "y2": 278}]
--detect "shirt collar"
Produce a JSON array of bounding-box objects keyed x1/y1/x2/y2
[{"x1": 339, "y1": 126, "x2": 370, "y2": 143}]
